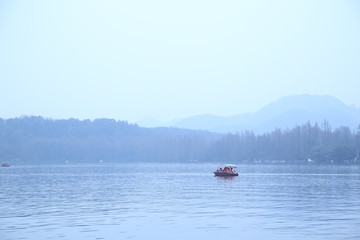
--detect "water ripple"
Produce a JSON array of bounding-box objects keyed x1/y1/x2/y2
[{"x1": 1, "y1": 163, "x2": 360, "y2": 240}]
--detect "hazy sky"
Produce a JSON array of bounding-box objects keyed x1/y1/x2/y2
[{"x1": 1, "y1": 0, "x2": 360, "y2": 123}]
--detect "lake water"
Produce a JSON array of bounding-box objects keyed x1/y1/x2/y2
[{"x1": 1, "y1": 163, "x2": 360, "y2": 240}]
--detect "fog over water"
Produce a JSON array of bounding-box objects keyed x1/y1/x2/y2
[{"x1": 1, "y1": 1, "x2": 360, "y2": 239}]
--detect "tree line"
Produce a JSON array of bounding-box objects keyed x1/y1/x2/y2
[
  {"x1": 0, "y1": 116, "x2": 359, "y2": 164},
  {"x1": 208, "y1": 120, "x2": 360, "y2": 164}
]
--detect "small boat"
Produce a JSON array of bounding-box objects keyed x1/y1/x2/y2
[
  {"x1": 214, "y1": 164, "x2": 238, "y2": 176},
  {"x1": 1, "y1": 162, "x2": 10, "y2": 167}
]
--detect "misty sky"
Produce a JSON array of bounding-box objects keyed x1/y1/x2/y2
[{"x1": 1, "y1": 0, "x2": 360, "y2": 123}]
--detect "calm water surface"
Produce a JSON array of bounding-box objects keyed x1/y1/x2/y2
[{"x1": 1, "y1": 163, "x2": 360, "y2": 240}]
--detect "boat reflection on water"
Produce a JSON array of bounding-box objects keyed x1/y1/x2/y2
[
  {"x1": 215, "y1": 175, "x2": 237, "y2": 182},
  {"x1": 213, "y1": 164, "x2": 238, "y2": 177}
]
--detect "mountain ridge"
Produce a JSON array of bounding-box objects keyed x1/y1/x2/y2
[{"x1": 160, "y1": 94, "x2": 360, "y2": 133}]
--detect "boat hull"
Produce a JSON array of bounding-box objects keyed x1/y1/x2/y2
[{"x1": 213, "y1": 171, "x2": 238, "y2": 177}]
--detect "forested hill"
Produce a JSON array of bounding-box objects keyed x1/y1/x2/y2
[
  {"x1": 0, "y1": 116, "x2": 359, "y2": 164},
  {"x1": 0, "y1": 116, "x2": 219, "y2": 164}
]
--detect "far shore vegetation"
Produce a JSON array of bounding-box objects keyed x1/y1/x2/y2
[{"x1": 1, "y1": 116, "x2": 359, "y2": 165}]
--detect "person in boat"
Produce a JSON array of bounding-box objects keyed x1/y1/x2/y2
[
  {"x1": 218, "y1": 168, "x2": 223, "y2": 172},
  {"x1": 224, "y1": 167, "x2": 231, "y2": 171}
]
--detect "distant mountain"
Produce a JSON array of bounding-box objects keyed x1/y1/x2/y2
[{"x1": 171, "y1": 94, "x2": 360, "y2": 133}]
